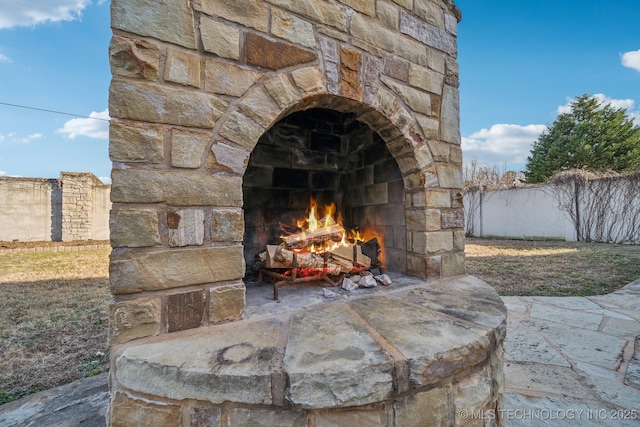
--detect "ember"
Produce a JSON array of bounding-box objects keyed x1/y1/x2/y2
[{"x1": 258, "y1": 198, "x2": 389, "y2": 300}]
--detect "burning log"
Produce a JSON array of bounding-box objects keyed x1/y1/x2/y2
[
  {"x1": 329, "y1": 243, "x2": 371, "y2": 268},
  {"x1": 282, "y1": 223, "x2": 345, "y2": 249},
  {"x1": 263, "y1": 245, "x2": 342, "y2": 275}
]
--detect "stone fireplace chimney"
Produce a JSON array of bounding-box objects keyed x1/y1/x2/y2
[{"x1": 107, "y1": 1, "x2": 506, "y2": 425}]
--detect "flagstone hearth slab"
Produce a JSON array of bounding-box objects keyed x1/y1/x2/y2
[
  {"x1": 113, "y1": 275, "x2": 507, "y2": 410},
  {"x1": 115, "y1": 319, "x2": 282, "y2": 405}
]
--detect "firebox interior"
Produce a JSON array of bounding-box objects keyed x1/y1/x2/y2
[{"x1": 243, "y1": 108, "x2": 407, "y2": 281}]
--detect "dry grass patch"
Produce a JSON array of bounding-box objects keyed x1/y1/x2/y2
[
  {"x1": 466, "y1": 238, "x2": 640, "y2": 296},
  {"x1": 0, "y1": 249, "x2": 111, "y2": 404}
]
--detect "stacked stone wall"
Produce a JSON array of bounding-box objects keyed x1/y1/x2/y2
[{"x1": 0, "y1": 173, "x2": 110, "y2": 243}]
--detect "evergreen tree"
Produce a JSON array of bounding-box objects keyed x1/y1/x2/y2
[{"x1": 524, "y1": 94, "x2": 640, "y2": 183}]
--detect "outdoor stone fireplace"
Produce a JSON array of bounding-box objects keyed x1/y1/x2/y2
[{"x1": 106, "y1": 0, "x2": 506, "y2": 425}]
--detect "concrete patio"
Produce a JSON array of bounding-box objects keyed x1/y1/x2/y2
[{"x1": 1, "y1": 278, "x2": 639, "y2": 426}]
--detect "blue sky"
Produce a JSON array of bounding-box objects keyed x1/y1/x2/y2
[{"x1": 0, "y1": 0, "x2": 638, "y2": 182}]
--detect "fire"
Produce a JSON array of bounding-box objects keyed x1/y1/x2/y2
[{"x1": 275, "y1": 197, "x2": 382, "y2": 268}]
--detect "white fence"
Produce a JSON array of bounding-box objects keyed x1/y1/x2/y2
[{"x1": 464, "y1": 175, "x2": 640, "y2": 244}]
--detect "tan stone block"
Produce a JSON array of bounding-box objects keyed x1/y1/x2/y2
[
  {"x1": 415, "y1": 114, "x2": 439, "y2": 140},
  {"x1": 406, "y1": 208, "x2": 441, "y2": 232},
  {"x1": 171, "y1": 128, "x2": 211, "y2": 168},
  {"x1": 109, "y1": 120, "x2": 164, "y2": 163},
  {"x1": 111, "y1": 0, "x2": 196, "y2": 49},
  {"x1": 427, "y1": 47, "x2": 446, "y2": 74},
  {"x1": 110, "y1": 169, "x2": 243, "y2": 207},
  {"x1": 210, "y1": 142, "x2": 250, "y2": 174},
  {"x1": 415, "y1": 0, "x2": 445, "y2": 29},
  {"x1": 245, "y1": 33, "x2": 317, "y2": 71},
  {"x1": 219, "y1": 111, "x2": 265, "y2": 150},
  {"x1": 377, "y1": 1, "x2": 400, "y2": 29},
  {"x1": 371, "y1": 87, "x2": 399, "y2": 122},
  {"x1": 110, "y1": 209, "x2": 161, "y2": 248},
  {"x1": 265, "y1": 0, "x2": 348, "y2": 31},
  {"x1": 381, "y1": 77, "x2": 431, "y2": 116},
  {"x1": 441, "y1": 85, "x2": 460, "y2": 144},
  {"x1": 209, "y1": 282, "x2": 245, "y2": 324},
  {"x1": 109, "y1": 80, "x2": 228, "y2": 128},
  {"x1": 339, "y1": 0, "x2": 375, "y2": 16},
  {"x1": 436, "y1": 164, "x2": 463, "y2": 189},
  {"x1": 441, "y1": 251, "x2": 465, "y2": 277},
  {"x1": 238, "y1": 87, "x2": 282, "y2": 128},
  {"x1": 453, "y1": 229, "x2": 465, "y2": 251},
  {"x1": 199, "y1": 17, "x2": 240, "y2": 60},
  {"x1": 412, "y1": 230, "x2": 453, "y2": 253},
  {"x1": 227, "y1": 408, "x2": 306, "y2": 427},
  {"x1": 110, "y1": 246, "x2": 245, "y2": 294},
  {"x1": 454, "y1": 366, "x2": 492, "y2": 426},
  {"x1": 109, "y1": 35, "x2": 160, "y2": 81},
  {"x1": 211, "y1": 208, "x2": 244, "y2": 242},
  {"x1": 425, "y1": 189, "x2": 451, "y2": 208},
  {"x1": 406, "y1": 253, "x2": 427, "y2": 278},
  {"x1": 291, "y1": 66, "x2": 326, "y2": 96},
  {"x1": 109, "y1": 392, "x2": 182, "y2": 427},
  {"x1": 408, "y1": 63, "x2": 444, "y2": 95},
  {"x1": 109, "y1": 297, "x2": 161, "y2": 345},
  {"x1": 315, "y1": 408, "x2": 387, "y2": 426},
  {"x1": 194, "y1": 0, "x2": 268, "y2": 32},
  {"x1": 399, "y1": 11, "x2": 456, "y2": 56},
  {"x1": 164, "y1": 48, "x2": 201, "y2": 88},
  {"x1": 204, "y1": 60, "x2": 262, "y2": 97},
  {"x1": 264, "y1": 74, "x2": 302, "y2": 109},
  {"x1": 394, "y1": 387, "x2": 449, "y2": 427},
  {"x1": 272, "y1": 9, "x2": 316, "y2": 48},
  {"x1": 167, "y1": 289, "x2": 206, "y2": 332},
  {"x1": 427, "y1": 140, "x2": 450, "y2": 163},
  {"x1": 391, "y1": 0, "x2": 413, "y2": 9},
  {"x1": 450, "y1": 145, "x2": 462, "y2": 165},
  {"x1": 350, "y1": 13, "x2": 427, "y2": 65},
  {"x1": 415, "y1": 144, "x2": 434, "y2": 170},
  {"x1": 445, "y1": 12, "x2": 458, "y2": 36},
  {"x1": 167, "y1": 209, "x2": 205, "y2": 247}
]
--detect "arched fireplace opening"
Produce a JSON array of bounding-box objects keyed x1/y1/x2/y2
[{"x1": 243, "y1": 108, "x2": 406, "y2": 286}]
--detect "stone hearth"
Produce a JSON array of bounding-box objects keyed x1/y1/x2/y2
[{"x1": 110, "y1": 275, "x2": 506, "y2": 425}]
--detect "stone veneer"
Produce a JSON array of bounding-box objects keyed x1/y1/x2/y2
[{"x1": 106, "y1": 0, "x2": 502, "y2": 425}]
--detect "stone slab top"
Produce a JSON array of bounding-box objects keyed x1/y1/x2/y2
[{"x1": 114, "y1": 274, "x2": 506, "y2": 409}]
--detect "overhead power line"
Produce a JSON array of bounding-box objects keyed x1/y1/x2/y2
[{"x1": 0, "y1": 101, "x2": 109, "y2": 121}]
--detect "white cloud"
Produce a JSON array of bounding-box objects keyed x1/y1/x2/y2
[
  {"x1": 0, "y1": 171, "x2": 6, "y2": 176},
  {"x1": 0, "y1": 132, "x2": 43, "y2": 144},
  {"x1": 56, "y1": 109, "x2": 110, "y2": 139},
  {"x1": 0, "y1": 0, "x2": 90, "y2": 29},
  {"x1": 462, "y1": 124, "x2": 546, "y2": 168},
  {"x1": 18, "y1": 133, "x2": 43, "y2": 144},
  {"x1": 99, "y1": 176, "x2": 111, "y2": 184},
  {"x1": 0, "y1": 53, "x2": 11, "y2": 63},
  {"x1": 622, "y1": 49, "x2": 640, "y2": 72},
  {"x1": 557, "y1": 94, "x2": 639, "y2": 124}
]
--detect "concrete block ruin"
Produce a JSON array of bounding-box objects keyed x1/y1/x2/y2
[{"x1": 107, "y1": 0, "x2": 507, "y2": 425}]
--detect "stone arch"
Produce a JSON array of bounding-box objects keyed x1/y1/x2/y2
[{"x1": 208, "y1": 69, "x2": 437, "y2": 194}]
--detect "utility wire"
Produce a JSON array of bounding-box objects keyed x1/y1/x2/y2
[{"x1": 0, "y1": 102, "x2": 109, "y2": 121}]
